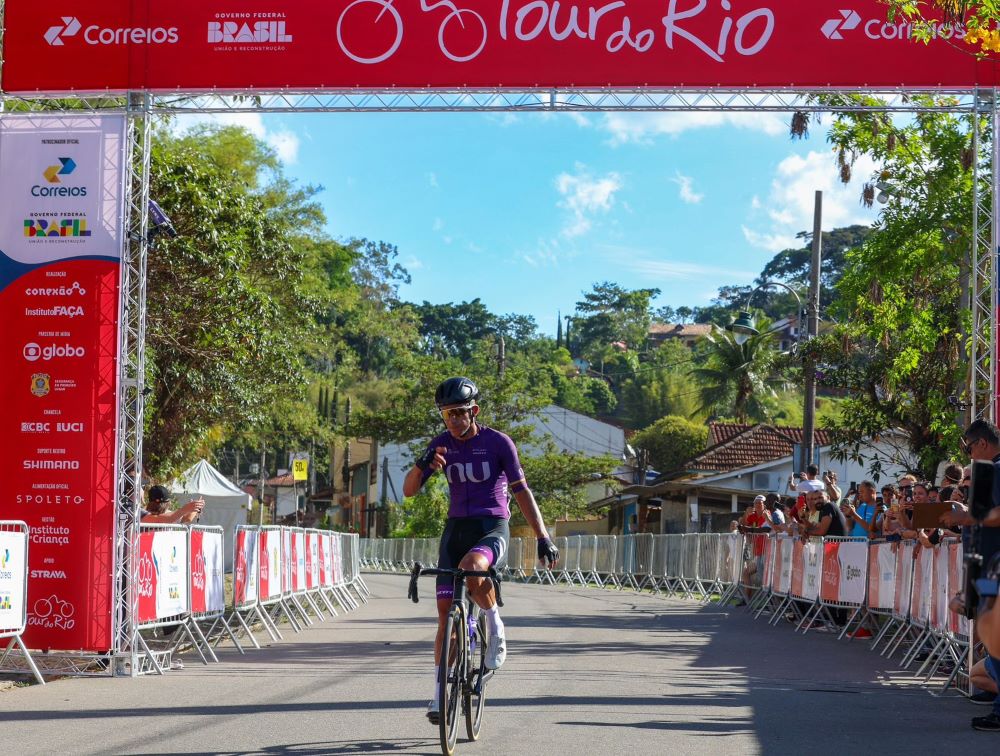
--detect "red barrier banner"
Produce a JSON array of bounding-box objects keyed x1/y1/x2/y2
[
  {"x1": 233, "y1": 528, "x2": 258, "y2": 608},
  {"x1": 2, "y1": 1, "x2": 997, "y2": 94},
  {"x1": 306, "y1": 531, "x2": 319, "y2": 591},
  {"x1": 136, "y1": 529, "x2": 188, "y2": 624},
  {"x1": 867, "y1": 542, "x2": 896, "y2": 611},
  {"x1": 281, "y1": 528, "x2": 291, "y2": 595},
  {"x1": 259, "y1": 528, "x2": 282, "y2": 601},
  {"x1": 318, "y1": 533, "x2": 331, "y2": 588},
  {"x1": 190, "y1": 528, "x2": 224, "y2": 615},
  {"x1": 790, "y1": 539, "x2": 804, "y2": 598},
  {"x1": 948, "y1": 542, "x2": 970, "y2": 637},
  {"x1": 2, "y1": 115, "x2": 126, "y2": 652}
]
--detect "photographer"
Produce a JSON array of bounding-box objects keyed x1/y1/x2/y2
[
  {"x1": 941, "y1": 421, "x2": 1000, "y2": 732},
  {"x1": 142, "y1": 484, "x2": 204, "y2": 524}
]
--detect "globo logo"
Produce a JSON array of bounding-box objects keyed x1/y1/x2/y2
[{"x1": 23, "y1": 342, "x2": 86, "y2": 362}]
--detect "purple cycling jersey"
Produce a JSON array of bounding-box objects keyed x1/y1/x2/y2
[{"x1": 420, "y1": 425, "x2": 527, "y2": 519}]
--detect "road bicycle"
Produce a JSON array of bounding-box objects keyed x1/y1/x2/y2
[{"x1": 408, "y1": 562, "x2": 503, "y2": 755}]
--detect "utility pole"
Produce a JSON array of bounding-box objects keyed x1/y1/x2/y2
[
  {"x1": 497, "y1": 333, "x2": 506, "y2": 380},
  {"x1": 802, "y1": 190, "x2": 823, "y2": 468},
  {"x1": 257, "y1": 447, "x2": 266, "y2": 526}
]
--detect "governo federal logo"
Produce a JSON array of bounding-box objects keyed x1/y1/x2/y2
[{"x1": 45, "y1": 16, "x2": 179, "y2": 46}]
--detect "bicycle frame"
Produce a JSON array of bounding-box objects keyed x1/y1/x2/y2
[{"x1": 408, "y1": 562, "x2": 503, "y2": 754}]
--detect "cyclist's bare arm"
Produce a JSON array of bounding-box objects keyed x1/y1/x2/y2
[{"x1": 512, "y1": 488, "x2": 550, "y2": 541}]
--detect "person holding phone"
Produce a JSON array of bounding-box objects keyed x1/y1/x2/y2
[{"x1": 142, "y1": 485, "x2": 204, "y2": 524}]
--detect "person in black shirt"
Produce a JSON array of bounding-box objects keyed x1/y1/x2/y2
[
  {"x1": 940, "y1": 420, "x2": 1000, "y2": 732},
  {"x1": 801, "y1": 491, "x2": 848, "y2": 539}
]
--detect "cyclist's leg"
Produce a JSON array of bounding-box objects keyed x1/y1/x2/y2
[{"x1": 462, "y1": 517, "x2": 509, "y2": 610}]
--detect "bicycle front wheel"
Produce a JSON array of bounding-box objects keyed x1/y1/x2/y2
[
  {"x1": 439, "y1": 606, "x2": 464, "y2": 755},
  {"x1": 464, "y1": 611, "x2": 487, "y2": 741}
]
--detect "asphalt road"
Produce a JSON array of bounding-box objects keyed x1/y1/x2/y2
[{"x1": 0, "y1": 574, "x2": 992, "y2": 755}]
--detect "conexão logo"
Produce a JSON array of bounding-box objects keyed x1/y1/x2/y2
[{"x1": 45, "y1": 16, "x2": 179, "y2": 46}]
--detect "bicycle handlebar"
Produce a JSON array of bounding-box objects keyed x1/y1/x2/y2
[{"x1": 408, "y1": 562, "x2": 504, "y2": 608}]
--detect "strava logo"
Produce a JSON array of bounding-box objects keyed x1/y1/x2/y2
[
  {"x1": 45, "y1": 17, "x2": 82, "y2": 46},
  {"x1": 821, "y1": 10, "x2": 861, "y2": 40}
]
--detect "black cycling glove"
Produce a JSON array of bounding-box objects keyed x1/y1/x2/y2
[
  {"x1": 537, "y1": 537, "x2": 559, "y2": 567},
  {"x1": 415, "y1": 446, "x2": 438, "y2": 471}
]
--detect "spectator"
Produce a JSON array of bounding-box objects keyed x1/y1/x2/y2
[
  {"x1": 942, "y1": 462, "x2": 964, "y2": 487},
  {"x1": 842, "y1": 480, "x2": 878, "y2": 538},
  {"x1": 790, "y1": 464, "x2": 826, "y2": 495},
  {"x1": 801, "y1": 491, "x2": 848, "y2": 539},
  {"x1": 765, "y1": 494, "x2": 787, "y2": 533},
  {"x1": 142, "y1": 485, "x2": 204, "y2": 524},
  {"x1": 822, "y1": 470, "x2": 842, "y2": 504}
]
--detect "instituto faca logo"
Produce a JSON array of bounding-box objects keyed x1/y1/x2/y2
[
  {"x1": 45, "y1": 17, "x2": 82, "y2": 46},
  {"x1": 822, "y1": 10, "x2": 862, "y2": 40}
]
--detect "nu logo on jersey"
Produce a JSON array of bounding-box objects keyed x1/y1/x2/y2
[{"x1": 446, "y1": 462, "x2": 492, "y2": 484}]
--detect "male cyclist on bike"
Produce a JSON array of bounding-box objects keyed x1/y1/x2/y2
[{"x1": 403, "y1": 376, "x2": 559, "y2": 724}]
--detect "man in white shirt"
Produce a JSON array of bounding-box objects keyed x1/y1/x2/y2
[{"x1": 793, "y1": 464, "x2": 826, "y2": 495}]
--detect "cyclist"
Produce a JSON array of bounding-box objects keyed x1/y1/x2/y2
[{"x1": 403, "y1": 376, "x2": 559, "y2": 724}]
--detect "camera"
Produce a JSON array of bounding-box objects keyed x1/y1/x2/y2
[{"x1": 148, "y1": 199, "x2": 178, "y2": 239}]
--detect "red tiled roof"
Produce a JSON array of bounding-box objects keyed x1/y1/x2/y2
[
  {"x1": 683, "y1": 422, "x2": 834, "y2": 474},
  {"x1": 266, "y1": 473, "x2": 295, "y2": 487},
  {"x1": 708, "y1": 422, "x2": 832, "y2": 448}
]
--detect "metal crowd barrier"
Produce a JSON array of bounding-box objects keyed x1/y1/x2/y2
[
  {"x1": 357, "y1": 530, "x2": 977, "y2": 696},
  {"x1": 0, "y1": 521, "x2": 43, "y2": 685}
]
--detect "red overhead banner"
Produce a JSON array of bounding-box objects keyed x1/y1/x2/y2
[{"x1": 1, "y1": 1, "x2": 996, "y2": 93}]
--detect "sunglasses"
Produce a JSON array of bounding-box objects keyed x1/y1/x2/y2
[
  {"x1": 439, "y1": 405, "x2": 474, "y2": 421},
  {"x1": 962, "y1": 438, "x2": 981, "y2": 455}
]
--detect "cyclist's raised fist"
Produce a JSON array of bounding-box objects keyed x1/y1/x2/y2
[{"x1": 537, "y1": 537, "x2": 559, "y2": 567}]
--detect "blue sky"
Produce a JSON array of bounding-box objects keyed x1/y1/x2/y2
[{"x1": 176, "y1": 110, "x2": 879, "y2": 336}]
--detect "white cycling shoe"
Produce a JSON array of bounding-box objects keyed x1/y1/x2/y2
[
  {"x1": 485, "y1": 629, "x2": 507, "y2": 670},
  {"x1": 426, "y1": 699, "x2": 440, "y2": 725}
]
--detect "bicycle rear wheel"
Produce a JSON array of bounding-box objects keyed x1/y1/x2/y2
[
  {"x1": 464, "y1": 610, "x2": 488, "y2": 741},
  {"x1": 439, "y1": 606, "x2": 464, "y2": 755}
]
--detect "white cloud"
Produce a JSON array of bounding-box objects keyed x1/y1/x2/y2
[
  {"x1": 555, "y1": 164, "x2": 623, "y2": 239},
  {"x1": 170, "y1": 113, "x2": 301, "y2": 164},
  {"x1": 428, "y1": 172, "x2": 439, "y2": 188},
  {"x1": 601, "y1": 111, "x2": 787, "y2": 146},
  {"x1": 671, "y1": 172, "x2": 704, "y2": 204},
  {"x1": 743, "y1": 150, "x2": 879, "y2": 252},
  {"x1": 606, "y1": 246, "x2": 757, "y2": 282},
  {"x1": 403, "y1": 255, "x2": 424, "y2": 271},
  {"x1": 521, "y1": 238, "x2": 564, "y2": 268}
]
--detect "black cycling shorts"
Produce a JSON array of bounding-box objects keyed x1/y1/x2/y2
[{"x1": 436, "y1": 517, "x2": 509, "y2": 600}]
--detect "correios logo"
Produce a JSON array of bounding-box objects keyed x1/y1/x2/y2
[
  {"x1": 44, "y1": 17, "x2": 82, "y2": 46},
  {"x1": 822, "y1": 8, "x2": 966, "y2": 41},
  {"x1": 45, "y1": 16, "x2": 179, "y2": 46},
  {"x1": 33, "y1": 158, "x2": 87, "y2": 198},
  {"x1": 821, "y1": 10, "x2": 861, "y2": 40}
]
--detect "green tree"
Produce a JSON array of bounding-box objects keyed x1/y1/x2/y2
[
  {"x1": 519, "y1": 448, "x2": 620, "y2": 523},
  {"x1": 573, "y1": 282, "x2": 660, "y2": 360},
  {"x1": 391, "y1": 475, "x2": 449, "y2": 537},
  {"x1": 144, "y1": 125, "x2": 326, "y2": 476},
  {"x1": 791, "y1": 93, "x2": 974, "y2": 477},
  {"x1": 631, "y1": 415, "x2": 709, "y2": 475},
  {"x1": 882, "y1": 2, "x2": 1000, "y2": 51},
  {"x1": 692, "y1": 323, "x2": 788, "y2": 423},
  {"x1": 617, "y1": 341, "x2": 701, "y2": 428}
]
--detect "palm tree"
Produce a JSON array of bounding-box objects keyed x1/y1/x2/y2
[{"x1": 692, "y1": 320, "x2": 788, "y2": 423}]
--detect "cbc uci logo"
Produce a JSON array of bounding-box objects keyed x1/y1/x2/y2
[{"x1": 23, "y1": 343, "x2": 42, "y2": 362}]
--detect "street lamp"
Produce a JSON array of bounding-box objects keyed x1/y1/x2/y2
[{"x1": 725, "y1": 281, "x2": 804, "y2": 346}]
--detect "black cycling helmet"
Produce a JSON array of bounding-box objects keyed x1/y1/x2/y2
[{"x1": 435, "y1": 376, "x2": 480, "y2": 408}]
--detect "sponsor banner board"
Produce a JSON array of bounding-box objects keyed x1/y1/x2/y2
[
  {"x1": 137, "y1": 529, "x2": 189, "y2": 623},
  {"x1": 282, "y1": 527, "x2": 291, "y2": 595},
  {"x1": 306, "y1": 531, "x2": 320, "y2": 591},
  {"x1": 1, "y1": 114, "x2": 126, "y2": 652},
  {"x1": 319, "y1": 532, "x2": 333, "y2": 589},
  {"x1": 2, "y1": 1, "x2": 997, "y2": 94},
  {"x1": 0, "y1": 529, "x2": 29, "y2": 633},
  {"x1": 893, "y1": 541, "x2": 914, "y2": 618},
  {"x1": 190, "y1": 529, "x2": 225, "y2": 615},
  {"x1": 819, "y1": 539, "x2": 866, "y2": 606},
  {"x1": 293, "y1": 530, "x2": 307, "y2": 593},
  {"x1": 233, "y1": 528, "x2": 259, "y2": 608},
  {"x1": 867, "y1": 542, "x2": 896, "y2": 611},
  {"x1": 259, "y1": 528, "x2": 282, "y2": 601},
  {"x1": 910, "y1": 545, "x2": 933, "y2": 624}
]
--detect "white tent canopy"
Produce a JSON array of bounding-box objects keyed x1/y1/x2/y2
[{"x1": 168, "y1": 459, "x2": 251, "y2": 571}]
